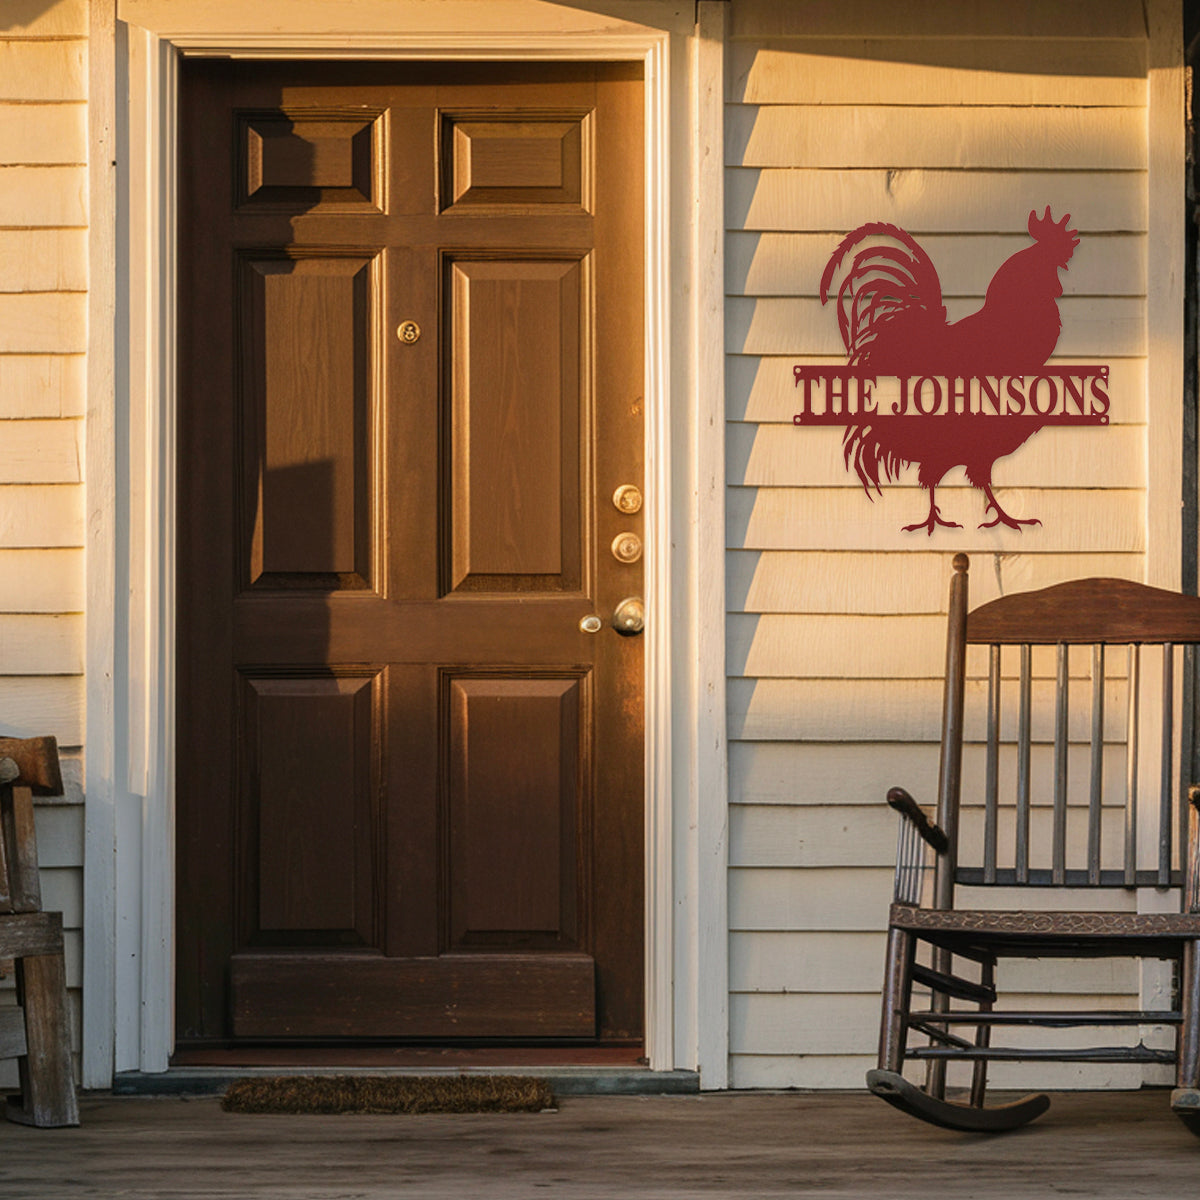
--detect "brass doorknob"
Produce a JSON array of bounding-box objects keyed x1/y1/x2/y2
[{"x1": 612, "y1": 597, "x2": 644, "y2": 636}]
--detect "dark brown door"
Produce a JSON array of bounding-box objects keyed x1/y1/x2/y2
[{"x1": 176, "y1": 61, "x2": 644, "y2": 1046}]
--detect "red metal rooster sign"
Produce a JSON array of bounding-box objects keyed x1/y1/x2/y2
[{"x1": 793, "y1": 209, "x2": 1108, "y2": 534}]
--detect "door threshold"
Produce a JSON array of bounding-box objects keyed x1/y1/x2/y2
[{"x1": 112, "y1": 1063, "x2": 699, "y2": 1098}]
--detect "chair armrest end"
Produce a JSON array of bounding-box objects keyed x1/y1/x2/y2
[{"x1": 887, "y1": 787, "x2": 949, "y2": 854}]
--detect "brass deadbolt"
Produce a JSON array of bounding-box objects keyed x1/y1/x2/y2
[
  {"x1": 611, "y1": 532, "x2": 642, "y2": 564},
  {"x1": 613, "y1": 484, "x2": 643, "y2": 514},
  {"x1": 397, "y1": 320, "x2": 421, "y2": 344}
]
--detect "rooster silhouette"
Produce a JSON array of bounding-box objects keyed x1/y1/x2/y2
[{"x1": 819, "y1": 208, "x2": 1080, "y2": 534}]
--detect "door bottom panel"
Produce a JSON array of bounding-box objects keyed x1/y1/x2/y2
[{"x1": 231, "y1": 952, "x2": 596, "y2": 1038}]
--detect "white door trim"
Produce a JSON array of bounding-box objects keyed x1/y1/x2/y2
[{"x1": 87, "y1": 0, "x2": 728, "y2": 1087}]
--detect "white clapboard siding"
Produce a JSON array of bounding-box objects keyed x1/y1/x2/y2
[
  {"x1": 729, "y1": 39, "x2": 1147, "y2": 107},
  {"x1": 0, "y1": 104, "x2": 87, "y2": 166},
  {"x1": 729, "y1": 740, "x2": 1135, "y2": 810},
  {"x1": 0, "y1": 356, "x2": 85, "y2": 419},
  {"x1": 731, "y1": 991, "x2": 1145, "y2": 1057},
  {"x1": 731, "y1": 803, "x2": 897, "y2": 868},
  {"x1": 730, "y1": 675, "x2": 1144, "y2": 744},
  {"x1": 32, "y1": 805, "x2": 84, "y2": 869},
  {"x1": 728, "y1": 296, "x2": 1145, "y2": 357},
  {"x1": 0, "y1": 231, "x2": 88, "y2": 292},
  {"x1": 727, "y1": 231, "x2": 1147, "y2": 299},
  {"x1": 0, "y1": 420, "x2": 82, "y2": 484},
  {"x1": 730, "y1": 932, "x2": 1138, "y2": 996},
  {"x1": 0, "y1": 166, "x2": 87, "y2": 228},
  {"x1": 731, "y1": 992, "x2": 883, "y2": 1055},
  {"x1": 728, "y1": 487, "x2": 1144, "y2": 555},
  {"x1": 728, "y1": 1054, "x2": 871, "y2": 1090},
  {"x1": 38, "y1": 866, "x2": 82, "y2": 930},
  {"x1": 0, "y1": 613, "x2": 83, "y2": 674},
  {"x1": 0, "y1": 41, "x2": 86, "y2": 102},
  {"x1": 729, "y1": 356, "x2": 1145, "y2": 424},
  {"x1": 1, "y1": 0, "x2": 88, "y2": 37},
  {"x1": 0, "y1": 676, "x2": 84, "y2": 744},
  {"x1": 727, "y1": 169, "x2": 1147, "y2": 235},
  {"x1": 728, "y1": 613, "x2": 946, "y2": 679},
  {"x1": 730, "y1": 867, "x2": 895, "y2": 931},
  {"x1": 0, "y1": 548, "x2": 84, "y2": 611},
  {"x1": 727, "y1": 549, "x2": 1146, "y2": 615},
  {"x1": 731, "y1": 801, "x2": 1143, "y2": 872},
  {"x1": 0, "y1": 292, "x2": 86, "y2": 354},
  {"x1": 727, "y1": 106, "x2": 1147, "y2": 171},
  {"x1": 732, "y1": 867, "x2": 1137, "y2": 936},
  {"x1": 0, "y1": 485, "x2": 84, "y2": 546},
  {"x1": 728, "y1": 424, "x2": 1144, "y2": 490},
  {"x1": 729, "y1": 740, "x2": 940, "y2": 806},
  {"x1": 730, "y1": 0, "x2": 1145, "y2": 40}
]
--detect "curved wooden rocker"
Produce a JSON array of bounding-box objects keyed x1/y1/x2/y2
[
  {"x1": 866, "y1": 1069, "x2": 1049, "y2": 1134},
  {"x1": 869, "y1": 557, "x2": 1200, "y2": 1134}
]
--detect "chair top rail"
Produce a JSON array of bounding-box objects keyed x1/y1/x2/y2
[{"x1": 967, "y1": 578, "x2": 1200, "y2": 645}]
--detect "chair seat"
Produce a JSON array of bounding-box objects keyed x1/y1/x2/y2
[{"x1": 891, "y1": 903, "x2": 1200, "y2": 958}]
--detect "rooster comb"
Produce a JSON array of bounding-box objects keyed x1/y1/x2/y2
[{"x1": 1027, "y1": 206, "x2": 1080, "y2": 250}]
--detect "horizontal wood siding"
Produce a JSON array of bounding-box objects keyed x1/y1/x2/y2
[
  {"x1": 0, "y1": 4, "x2": 89, "y2": 1084},
  {"x1": 726, "y1": 0, "x2": 1152, "y2": 1090}
]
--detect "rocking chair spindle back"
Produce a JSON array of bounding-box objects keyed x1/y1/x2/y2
[{"x1": 868, "y1": 555, "x2": 1200, "y2": 1133}]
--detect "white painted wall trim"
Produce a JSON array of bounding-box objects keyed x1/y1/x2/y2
[
  {"x1": 83, "y1": 0, "x2": 120, "y2": 1090},
  {"x1": 1146, "y1": 0, "x2": 1185, "y2": 592},
  {"x1": 685, "y1": 0, "x2": 730, "y2": 1089},
  {"x1": 1139, "y1": 0, "x2": 1186, "y2": 1083},
  {"x1": 94, "y1": 0, "x2": 724, "y2": 1084}
]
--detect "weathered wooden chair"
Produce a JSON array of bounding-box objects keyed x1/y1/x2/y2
[
  {"x1": 868, "y1": 555, "x2": 1200, "y2": 1132},
  {"x1": 0, "y1": 736, "x2": 78, "y2": 1127}
]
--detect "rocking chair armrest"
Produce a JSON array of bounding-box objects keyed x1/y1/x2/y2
[{"x1": 886, "y1": 787, "x2": 949, "y2": 854}]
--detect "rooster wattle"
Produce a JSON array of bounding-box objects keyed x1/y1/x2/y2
[{"x1": 818, "y1": 208, "x2": 1081, "y2": 534}]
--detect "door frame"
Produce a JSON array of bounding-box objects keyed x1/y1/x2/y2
[{"x1": 86, "y1": 0, "x2": 729, "y2": 1087}]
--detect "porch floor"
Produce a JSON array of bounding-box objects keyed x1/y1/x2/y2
[{"x1": 3, "y1": 1088, "x2": 1197, "y2": 1197}]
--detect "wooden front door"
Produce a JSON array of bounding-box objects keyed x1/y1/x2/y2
[{"x1": 175, "y1": 61, "x2": 644, "y2": 1047}]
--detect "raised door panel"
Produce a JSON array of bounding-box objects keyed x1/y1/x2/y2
[
  {"x1": 446, "y1": 674, "x2": 586, "y2": 950},
  {"x1": 445, "y1": 257, "x2": 584, "y2": 593},
  {"x1": 237, "y1": 252, "x2": 377, "y2": 591},
  {"x1": 236, "y1": 671, "x2": 382, "y2": 949},
  {"x1": 441, "y1": 110, "x2": 591, "y2": 212},
  {"x1": 239, "y1": 108, "x2": 384, "y2": 211}
]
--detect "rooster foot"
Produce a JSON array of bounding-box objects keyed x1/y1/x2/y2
[
  {"x1": 978, "y1": 488, "x2": 1041, "y2": 532},
  {"x1": 902, "y1": 501, "x2": 962, "y2": 537}
]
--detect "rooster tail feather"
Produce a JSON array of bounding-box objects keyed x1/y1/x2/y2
[
  {"x1": 842, "y1": 424, "x2": 907, "y2": 498},
  {"x1": 821, "y1": 223, "x2": 944, "y2": 360}
]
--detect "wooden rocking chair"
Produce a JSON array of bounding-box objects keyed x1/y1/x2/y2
[
  {"x1": 868, "y1": 555, "x2": 1200, "y2": 1132},
  {"x1": 0, "y1": 736, "x2": 78, "y2": 1127}
]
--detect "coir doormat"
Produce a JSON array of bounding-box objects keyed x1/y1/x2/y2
[{"x1": 221, "y1": 1074, "x2": 555, "y2": 1115}]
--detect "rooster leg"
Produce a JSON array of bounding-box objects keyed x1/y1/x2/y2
[
  {"x1": 977, "y1": 483, "x2": 1041, "y2": 531},
  {"x1": 902, "y1": 487, "x2": 963, "y2": 536}
]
